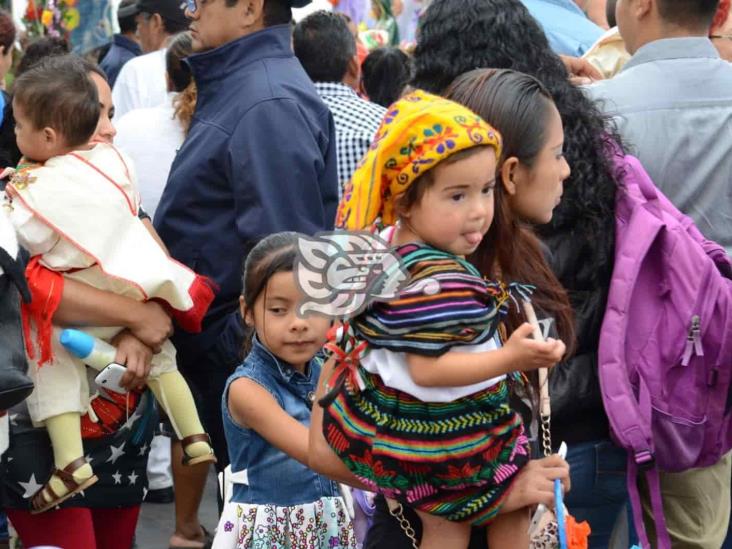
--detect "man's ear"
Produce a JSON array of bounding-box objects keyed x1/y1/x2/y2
[
  {"x1": 346, "y1": 55, "x2": 361, "y2": 84},
  {"x1": 636, "y1": 0, "x2": 652, "y2": 19},
  {"x1": 500, "y1": 157, "x2": 520, "y2": 196},
  {"x1": 242, "y1": 0, "x2": 266, "y2": 28},
  {"x1": 150, "y1": 12, "x2": 164, "y2": 34}
]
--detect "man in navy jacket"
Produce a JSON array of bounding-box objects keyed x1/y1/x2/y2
[
  {"x1": 154, "y1": 0, "x2": 337, "y2": 468},
  {"x1": 99, "y1": 0, "x2": 142, "y2": 87}
]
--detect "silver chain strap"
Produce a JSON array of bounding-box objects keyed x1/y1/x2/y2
[
  {"x1": 541, "y1": 413, "x2": 552, "y2": 458},
  {"x1": 386, "y1": 498, "x2": 420, "y2": 549},
  {"x1": 522, "y1": 300, "x2": 553, "y2": 457}
]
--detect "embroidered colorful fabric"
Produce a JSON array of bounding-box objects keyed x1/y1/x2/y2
[
  {"x1": 336, "y1": 89, "x2": 502, "y2": 230},
  {"x1": 354, "y1": 243, "x2": 512, "y2": 356},
  {"x1": 321, "y1": 245, "x2": 533, "y2": 525},
  {"x1": 322, "y1": 367, "x2": 530, "y2": 526}
]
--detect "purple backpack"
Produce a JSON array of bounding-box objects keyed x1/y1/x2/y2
[{"x1": 598, "y1": 153, "x2": 732, "y2": 549}]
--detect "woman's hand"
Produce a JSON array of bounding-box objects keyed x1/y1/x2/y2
[
  {"x1": 113, "y1": 330, "x2": 154, "y2": 391},
  {"x1": 128, "y1": 301, "x2": 173, "y2": 353},
  {"x1": 501, "y1": 454, "x2": 571, "y2": 513}
]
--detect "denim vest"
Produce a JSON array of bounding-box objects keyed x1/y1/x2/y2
[{"x1": 222, "y1": 336, "x2": 340, "y2": 506}]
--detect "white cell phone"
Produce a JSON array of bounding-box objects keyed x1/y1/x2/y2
[{"x1": 94, "y1": 362, "x2": 128, "y2": 394}]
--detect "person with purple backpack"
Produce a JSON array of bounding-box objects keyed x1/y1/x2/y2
[{"x1": 587, "y1": 0, "x2": 732, "y2": 546}]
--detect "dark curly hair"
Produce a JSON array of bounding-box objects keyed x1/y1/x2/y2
[{"x1": 413, "y1": 0, "x2": 622, "y2": 290}]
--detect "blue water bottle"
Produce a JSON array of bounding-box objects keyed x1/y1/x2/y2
[{"x1": 60, "y1": 329, "x2": 117, "y2": 372}]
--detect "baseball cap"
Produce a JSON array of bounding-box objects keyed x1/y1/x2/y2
[{"x1": 119, "y1": 0, "x2": 188, "y2": 25}]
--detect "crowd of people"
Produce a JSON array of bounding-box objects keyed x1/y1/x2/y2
[{"x1": 0, "y1": 0, "x2": 730, "y2": 548}]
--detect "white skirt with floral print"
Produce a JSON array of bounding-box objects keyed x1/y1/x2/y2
[{"x1": 212, "y1": 496, "x2": 358, "y2": 549}]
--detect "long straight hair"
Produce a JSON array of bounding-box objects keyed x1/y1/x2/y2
[{"x1": 446, "y1": 68, "x2": 575, "y2": 354}]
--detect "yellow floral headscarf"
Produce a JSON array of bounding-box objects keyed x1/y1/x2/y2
[{"x1": 336, "y1": 89, "x2": 502, "y2": 230}]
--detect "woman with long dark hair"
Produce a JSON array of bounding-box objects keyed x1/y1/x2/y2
[
  {"x1": 362, "y1": 1, "x2": 631, "y2": 547},
  {"x1": 449, "y1": 69, "x2": 576, "y2": 352}
]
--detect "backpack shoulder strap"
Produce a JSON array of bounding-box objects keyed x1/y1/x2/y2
[
  {"x1": 624, "y1": 155, "x2": 664, "y2": 219},
  {"x1": 602, "y1": 153, "x2": 674, "y2": 549},
  {"x1": 600, "y1": 154, "x2": 661, "y2": 466},
  {"x1": 627, "y1": 454, "x2": 673, "y2": 549}
]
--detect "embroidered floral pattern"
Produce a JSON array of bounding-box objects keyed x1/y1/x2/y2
[
  {"x1": 335, "y1": 89, "x2": 502, "y2": 230},
  {"x1": 214, "y1": 497, "x2": 357, "y2": 549}
]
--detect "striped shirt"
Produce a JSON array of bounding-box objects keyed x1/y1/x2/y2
[{"x1": 354, "y1": 243, "x2": 511, "y2": 356}]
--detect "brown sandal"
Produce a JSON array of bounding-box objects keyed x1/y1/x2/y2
[
  {"x1": 181, "y1": 433, "x2": 217, "y2": 466},
  {"x1": 31, "y1": 456, "x2": 98, "y2": 514}
]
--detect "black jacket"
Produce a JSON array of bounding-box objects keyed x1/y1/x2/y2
[{"x1": 543, "y1": 227, "x2": 615, "y2": 446}]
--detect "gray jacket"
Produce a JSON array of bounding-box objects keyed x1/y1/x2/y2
[{"x1": 587, "y1": 37, "x2": 732, "y2": 255}]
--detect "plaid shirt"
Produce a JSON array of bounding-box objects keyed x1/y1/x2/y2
[{"x1": 314, "y1": 82, "x2": 386, "y2": 199}]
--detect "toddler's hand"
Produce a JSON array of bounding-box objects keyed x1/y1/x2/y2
[
  {"x1": 0, "y1": 167, "x2": 15, "y2": 180},
  {"x1": 113, "y1": 330, "x2": 154, "y2": 391},
  {"x1": 129, "y1": 301, "x2": 173, "y2": 353},
  {"x1": 504, "y1": 323, "x2": 566, "y2": 372}
]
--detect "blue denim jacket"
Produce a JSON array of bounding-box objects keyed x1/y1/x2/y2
[{"x1": 222, "y1": 336, "x2": 340, "y2": 506}]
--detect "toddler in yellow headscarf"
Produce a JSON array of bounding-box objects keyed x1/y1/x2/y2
[{"x1": 321, "y1": 90, "x2": 567, "y2": 546}]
